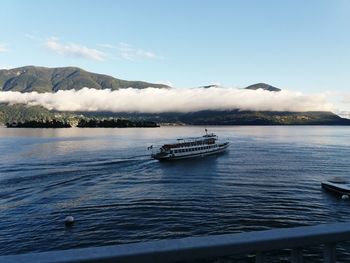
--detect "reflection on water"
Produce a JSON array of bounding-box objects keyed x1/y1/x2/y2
[{"x1": 1, "y1": 126, "x2": 350, "y2": 258}]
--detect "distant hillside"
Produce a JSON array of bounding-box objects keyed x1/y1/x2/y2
[
  {"x1": 0, "y1": 103, "x2": 73, "y2": 124},
  {"x1": 68, "y1": 110, "x2": 350, "y2": 126},
  {"x1": 245, "y1": 83, "x2": 281, "y2": 92},
  {"x1": 0, "y1": 66, "x2": 169, "y2": 92},
  {"x1": 1, "y1": 70, "x2": 349, "y2": 126},
  {"x1": 0, "y1": 104, "x2": 159, "y2": 128},
  {"x1": 176, "y1": 110, "x2": 350, "y2": 125},
  {"x1": 1, "y1": 104, "x2": 350, "y2": 126}
]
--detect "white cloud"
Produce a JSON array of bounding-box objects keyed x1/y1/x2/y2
[
  {"x1": 338, "y1": 111, "x2": 350, "y2": 119},
  {"x1": 341, "y1": 93, "x2": 350, "y2": 104},
  {"x1": 0, "y1": 44, "x2": 8, "y2": 53},
  {"x1": 45, "y1": 37, "x2": 106, "y2": 61},
  {"x1": 0, "y1": 64, "x2": 12, "y2": 69},
  {"x1": 97, "y1": 43, "x2": 116, "y2": 49},
  {"x1": 156, "y1": 80, "x2": 174, "y2": 87},
  {"x1": 118, "y1": 42, "x2": 162, "y2": 61},
  {"x1": 0, "y1": 87, "x2": 334, "y2": 113},
  {"x1": 98, "y1": 42, "x2": 163, "y2": 61},
  {"x1": 24, "y1": 33, "x2": 43, "y2": 41}
]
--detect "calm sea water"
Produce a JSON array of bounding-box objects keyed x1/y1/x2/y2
[{"x1": 1, "y1": 126, "x2": 350, "y2": 260}]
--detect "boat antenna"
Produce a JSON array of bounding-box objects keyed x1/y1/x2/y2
[{"x1": 205, "y1": 128, "x2": 208, "y2": 135}]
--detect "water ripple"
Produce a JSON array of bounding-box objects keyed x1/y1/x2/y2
[{"x1": 1, "y1": 126, "x2": 350, "y2": 259}]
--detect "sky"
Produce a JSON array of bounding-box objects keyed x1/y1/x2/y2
[{"x1": 1, "y1": 0, "x2": 350, "y2": 110}]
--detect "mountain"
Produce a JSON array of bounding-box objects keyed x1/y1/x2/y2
[
  {"x1": 1, "y1": 67, "x2": 349, "y2": 126},
  {"x1": 176, "y1": 110, "x2": 350, "y2": 125},
  {"x1": 1, "y1": 104, "x2": 350, "y2": 127},
  {"x1": 200, "y1": 85, "x2": 219, "y2": 89},
  {"x1": 199, "y1": 83, "x2": 282, "y2": 92},
  {"x1": 64, "y1": 110, "x2": 350, "y2": 126},
  {"x1": 0, "y1": 103, "x2": 72, "y2": 124},
  {"x1": 245, "y1": 83, "x2": 281, "y2": 92},
  {"x1": 0, "y1": 104, "x2": 159, "y2": 128},
  {"x1": 0, "y1": 66, "x2": 169, "y2": 92}
]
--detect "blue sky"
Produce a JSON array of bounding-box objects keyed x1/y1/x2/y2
[{"x1": 1, "y1": 0, "x2": 350, "y2": 93}]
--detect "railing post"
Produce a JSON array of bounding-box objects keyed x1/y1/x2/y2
[
  {"x1": 256, "y1": 252, "x2": 264, "y2": 263},
  {"x1": 323, "y1": 243, "x2": 336, "y2": 263},
  {"x1": 291, "y1": 248, "x2": 303, "y2": 263}
]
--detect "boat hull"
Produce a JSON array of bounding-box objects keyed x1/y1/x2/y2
[
  {"x1": 152, "y1": 143, "x2": 229, "y2": 161},
  {"x1": 321, "y1": 181, "x2": 350, "y2": 195}
]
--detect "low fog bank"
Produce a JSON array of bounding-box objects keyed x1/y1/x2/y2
[{"x1": 0, "y1": 87, "x2": 334, "y2": 113}]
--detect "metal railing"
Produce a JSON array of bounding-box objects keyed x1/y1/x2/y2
[{"x1": 1, "y1": 222, "x2": 350, "y2": 263}]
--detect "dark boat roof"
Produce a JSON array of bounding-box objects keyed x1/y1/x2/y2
[
  {"x1": 176, "y1": 133, "x2": 217, "y2": 141},
  {"x1": 322, "y1": 181, "x2": 350, "y2": 192}
]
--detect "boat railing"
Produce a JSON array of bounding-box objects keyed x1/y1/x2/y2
[
  {"x1": 1, "y1": 222, "x2": 350, "y2": 262},
  {"x1": 175, "y1": 140, "x2": 215, "y2": 147}
]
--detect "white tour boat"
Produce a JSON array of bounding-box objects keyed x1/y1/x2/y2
[{"x1": 149, "y1": 130, "x2": 229, "y2": 161}]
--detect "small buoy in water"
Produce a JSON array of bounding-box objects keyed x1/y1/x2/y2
[
  {"x1": 64, "y1": 216, "x2": 75, "y2": 226},
  {"x1": 342, "y1": 195, "x2": 349, "y2": 200}
]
